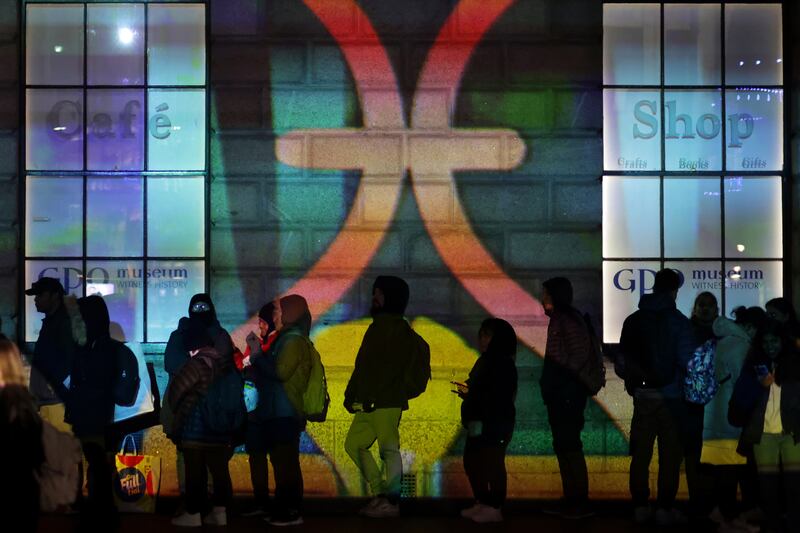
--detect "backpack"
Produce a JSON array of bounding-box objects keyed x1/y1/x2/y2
[
  {"x1": 623, "y1": 309, "x2": 677, "y2": 391},
  {"x1": 578, "y1": 313, "x2": 606, "y2": 396},
  {"x1": 403, "y1": 324, "x2": 431, "y2": 400},
  {"x1": 37, "y1": 421, "x2": 82, "y2": 512},
  {"x1": 301, "y1": 338, "x2": 330, "y2": 423},
  {"x1": 112, "y1": 340, "x2": 140, "y2": 407},
  {"x1": 202, "y1": 367, "x2": 246, "y2": 435},
  {"x1": 684, "y1": 338, "x2": 722, "y2": 404}
]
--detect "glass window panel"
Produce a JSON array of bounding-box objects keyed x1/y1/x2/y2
[
  {"x1": 603, "y1": 260, "x2": 661, "y2": 343},
  {"x1": 26, "y1": 5, "x2": 84, "y2": 85},
  {"x1": 146, "y1": 260, "x2": 205, "y2": 342},
  {"x1": 664, "y1": 90, "x2": 722, "y2": 171},
  {"x1": 147, "y1": 89, "x2": 206, "y2": 171},
  {"x1": 26, "y1": 89, "x2": 84, "y2": 171},
  {"x1": 724, "y1": 261, "x2": 783, "y2": 318},
  {"x1": 148, "y1": 4, "x2": 206, "y2": 86},
  {"x1": 147, "y1": 177, "x2": 205, "y2": 257},
  {"x1": 664, "y1": 177, "x2": 720, "y2": 258},
  {"x1": 87, "y1": 177, "x2": 143, "y2": 257},
  {"x1": 25, "y1": 260, "x2": 83, "y2": 342},
  {"x1": 724, "y1": 176, "x2": 782, "y2": 259},
  {"x1": 87, "y1": 4, "x2": 145, "y2": 86},
  {"x1": 603, "y1": 4, "x2": 660, "y2": 85},
  {"x1": 725, "y1": 4, "x2": 783, "y2": 86},
  {"x1": 725, "y1": 89, "x2": 783, "y2": 172},
  {"x1": 86, "y1": 260, "x2": 144, "y2": 343},
  {"x1": 664, "y1": 261, "x2": 723, "y2": 321},
  {"x1": 603, "y1": 176, "x2": 660, "y2": 259},
  {"x1": 603, "y1": 90, "x2": 661, "y2": 171},
  {"x1": 26, "y1": 177, "x2": 83, "y2": 257},
  {"x1": 664, "y1": 4, "x2": 720, "y2": 85},
  {"x1": 87, "y1": 89, "x2": 144, "y2": 171}
]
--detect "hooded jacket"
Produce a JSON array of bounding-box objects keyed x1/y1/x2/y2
[
  {"x1": 30, "y1": 300, "x2": 78, "y2": 405},
  {"x1": 164, "y1": 294, "x2": 233, "y2": 379},
  {"x1": 540, "y1": 306, "x2": 593, "y2": 403}
]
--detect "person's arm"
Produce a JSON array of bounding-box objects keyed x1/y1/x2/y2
[
  {"x1": 164, "y1": 320, "x2": 189, "y2": 375},
  {"x1": 344, "y1": 333, "x2": 370, "y2": 411}
]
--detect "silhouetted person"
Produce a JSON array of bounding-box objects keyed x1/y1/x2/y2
[{"x1": 458, "y1": 318, "x2": 517, "y2": 524}]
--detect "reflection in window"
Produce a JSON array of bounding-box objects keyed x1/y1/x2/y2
[
  {"x1": 603, "y1": 176, "x2": 660, "y2": 259},
  {"x1": 26, "y1": 89, "x2": 84, "y2": 171},
  {"x1": 26, "y1": 177, "x2": 83, "y2": 257},
  {"x1": 87, "y1": 177, "x2": 144, "y2": 257},
  {"x1": 146, "y1": 260, "x2": 205, "y2": 342},
  {"x1": 147, "y1": 177, "x2": 205, "y2": 257},
  {"x1": 664, "y1": 4, "x2": 720, "y2": 85},
  {"x1": 26, "y1": 4, "x2": 84, "y2": 85},
  {"x1": 724, "y1": 177, "x2": 782, "y2": 259},
  {"x1": 148, "y1": 4, "x2": 206, "y2": 86},
  {"x1": 87, "y1": 4, "x2": 145, "y2": 86},
  {"x1": 603, "y1": 4, "x2": 660, "y2": 86},
  {"x1": 664, "y1": 178, "x2": 720, "y2": 258},
  {"x1": 87, "y1": 260, "x2": 144, "y2": 343}
]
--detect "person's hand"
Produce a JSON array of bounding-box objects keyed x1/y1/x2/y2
[
  {"x1": 246, "y1": 331, "x2": 262, "y2": 356},
  {"x1": 760, "y1": 372, "x2": 775, "y2": 388}
]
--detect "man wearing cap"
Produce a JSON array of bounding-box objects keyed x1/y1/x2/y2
[{"x1": 26, "y1": 277, "x2": 79, "y2": 427}]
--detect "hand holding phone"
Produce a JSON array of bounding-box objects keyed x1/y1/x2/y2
[{"x1": 450, "y1": 381, "x2": 468, "y2": 395}]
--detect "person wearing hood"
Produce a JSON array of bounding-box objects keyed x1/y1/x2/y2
[
  {"x1": 539, "y1": 277, "x2": 596, "y2": 520},
  {"x1": 619, "y1": 269, "x2": 695, "y2": 527},
  {"x1": 249, "y1": 295, "x2": 313, "y2": 527},
  {"x1": 458, "y1": 318, "x2": 518, "y2": 524},
  {"x1": 344, "y1": 276, "x2": 417, "y2": 518}
]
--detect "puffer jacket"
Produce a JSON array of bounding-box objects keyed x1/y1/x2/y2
[
  {"x1": 540, "y1": 307, "x2": 592, "y2": 403},
  {"x1": 704, "y1": 317, "x2": 750, "y2": 442}
]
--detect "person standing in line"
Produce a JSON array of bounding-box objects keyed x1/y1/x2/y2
[
  {"x1": 619, "y1": 269, "x2": 695, "y2": 527},
  {"x1": 539, "y1": 277, "x2": 597, "y2": 520},
  {"x1": 344, "y1": 276, "x2": 418, "y2": 518},
  {"x1": 0, "y1": 339, "x2": 44, "y2": 533},
  {"x1": 249, "y1": 295, "x2": 313, "y2": 526},
  {"x1": 240, "y1": 301, "x2": 279, "y2": 518},
  {"x1": 458, "y1": 318, "x2": 518, "y2": 524}
]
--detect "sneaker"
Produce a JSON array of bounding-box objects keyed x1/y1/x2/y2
[
  {"x1": 655, "y1": 508, "x2": 688, "y2": 527},
  {"x1": 460, "y1": 502, "x2": 483, "y2": 519},
  {"x1": 171, "y1": 512, "x2": 202, "y2": 527},
  {"x1": 720, "y1": 518, "x2": 760, "y2": 533},
  {"x1": 560, "y1": 502, "x2": 595, "y2": 520},
  {"x1": 268, "y1": 511, "x2": 304, "y2": 527},
  {"x1": 241, "y1": 505, "x2": 269, "y2": 518},
  {"x1": 361, "y1": 497, "x2": 400, "y2": 518},
  {"x1": 541, "y1": 499, "x2": 567, "y2": 516},
  {"x1": 358, "y1": 497, "x2": 384, "y2": 516},
  {"x1": 469, "y1": 505, "x2": 503, "y2": 523},
  {"x1": 709, "y1": 507, "x2": 726, "y2": 524},
  {"x1": 634, "y1": 506, "x2": 653, "y2": 524},
  {"x1": 202, "y1": 506, "x2": 227, "y2": 526}
]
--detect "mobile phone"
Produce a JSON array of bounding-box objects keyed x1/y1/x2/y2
[
  {"x1": 755, "y1": 364, "x2": 770, "y2": 379},
  {"x1": 450, "y1": 381, "x2": 468, "y2": 394}
]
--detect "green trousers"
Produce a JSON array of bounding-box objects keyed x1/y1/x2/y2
[{"x1": 345, "y1": 408, "x2": 402, "y2": 499}]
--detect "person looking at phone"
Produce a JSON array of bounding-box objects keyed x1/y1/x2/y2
[
  {"x1": 739, "y1": 319, "x2": 800, "y2": 532},
  {"x1": 457, "y1": 318, "x2": 518, "y2": 523}
]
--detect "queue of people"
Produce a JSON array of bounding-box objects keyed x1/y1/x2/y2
[{"x1": 2, "y1": 271, "x2": 798, "y2": 531}]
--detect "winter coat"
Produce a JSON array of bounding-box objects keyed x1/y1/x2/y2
[
  {"x1": 461, "y1": 352, "x2": 517, "y2": 441},
  {"x1": 30, "y1": 302, "x2": 79, "y2": 405},
  {"x1": 164, "y1": 317, "x2": 233, "y2": 378},
  {"x1": 740, "y1": 358, "x2": 800, "y2": 448},
  {"x1": 344, "y1": 314, "x2": 416, "y2": 411},
  {"x1": 619, "y1": 292, "x2": 694, "y2": 398},
  {"x1": 540, "y1": 307, "x2": 592, "y2": 404},
  {"x1": 251, "y1": 325, "x2": 312, "y2": 422},
  {"x1": 701, "y1": 317, "x2": 751, "y2": 464}
]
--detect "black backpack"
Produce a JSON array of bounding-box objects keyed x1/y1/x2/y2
[
  {"x1": 112, "y1": 341, "x2": 140, "y2": 407},
  {"x1": 202, "y1": 366, "x2": 246, "y2": 435},
  {"x1": 623, "y1": 309, "x2": 677, "y2": 391}
]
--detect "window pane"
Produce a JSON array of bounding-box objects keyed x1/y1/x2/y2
[
  {"x1": 26, "y1": 89, "x2": 84, "y2": 171},
  {"x1": 26, "y1": 177, "x2": 83, "y2": 257},
  {"x1": 603, "y1": 176, "x2": 660, "y2": 258},
  {"x1": 146, "y1": 260, "x2": 205, "y2": 342},
  {"x1": 724, "y1": 176, "x2": 782, "y2": 259},
  {"x1": 148, "y1": 4, "x2": 206, "y2": 86},
  {"x1": 664, "y1": 261, "x2": 723, "y2": 321},
  {"x1": 86, "y1": 260, "x2": 144, "y2": 343},
  {"x1": 603, "y1": 260, "x2": 661, "y2": 343},
  {"x1": 725, "y1": 4, "x2": 782, "y2": 86},
  {"x1": 87, "y1": 177, "x2": 143, "y2": 257},
  {"x1": 87, "y1": 4, "x2": 145, "y2": 86},
  {"x1": 26, "y1": 5, "x2": 84, "y2": 85},
  {"x1": 664, "y1": 90, "x2": 722, "y2": 171},
  {"x1": 25, "y1": 260, "x2": 83, "y2": 342},
  {"x1": 664, "y1": 4, "x2": 720, "y2": 85},
  {"x1": 603, "y1": 4, "x2": 660, "y2": 85},
  {"x1": 147, "y1": 177, "x2": 205, "y2": 257},
  {"x1": 147, "y1": 89, "x2": 206, "y2": 171},
  {"x1": 664, "y1": 177, "x2": 720, "y2": 258},
  {"x1": 87, "y1": 90, "x2": 144, "y2": 171},
  {"x1": 603, "y1": 89, "x2": 661, "y2": 171},
  {"x1": 724, "y1": 261, "x2": 782, "y2": 318},
  {"x1": 725, "y1": 89, "x2": 783, "y2": 172}
]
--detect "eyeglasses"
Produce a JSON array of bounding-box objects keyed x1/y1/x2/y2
[{"x1": 191, "y1": 301, "x2": 211, "y2": 313}]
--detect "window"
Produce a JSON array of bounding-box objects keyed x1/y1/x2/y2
[
  {"x1": 24, "y1": 2, "x2": 208, "y2": 343},
  {"x1": 602, "y1": 3, "x2": 784, "y2": 342}
]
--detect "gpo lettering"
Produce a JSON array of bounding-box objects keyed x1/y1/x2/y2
[
  {"x1": 633, "y1": 99, "x2": 754, "y2": 148},
  {"x1": 613, "y1": 268, "x2": 685, "y2": 298}
]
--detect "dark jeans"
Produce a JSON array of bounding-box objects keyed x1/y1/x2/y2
[
  {"x1": 711, "y1": 464, "x2": 746, "y2": 520},
  {"x1": 629, "y1": 395, "x2": 684, "y2": 509},
  {"x1": 546, "y1": 392, "x2": 589, "y2": 503},
  {"x1": 80, "y1": 437, "x2": 115, "y2": 515},
  {"x1": 463, "y1": 436, "x2": 509, "y2": 509},
  {"x1": 683, "y1": 403, "x2": 705, "y2": 515},
  {"x1": 247, "y1": 417, "x2": 304, "y2": 516},
  {"x1": 182, "y1": 446, "x2": 233, "y2": 515}
]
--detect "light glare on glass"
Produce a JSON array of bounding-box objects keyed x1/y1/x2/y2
[
  {"x1": 53, "y1": 45, "x2": 63, "y2": 53},
  {"x1": 118, "y1": 27, "x2": 135, "y2": 45},
  {"x1": 736, "y1": 244, "x2": 746, "y2": 252}
]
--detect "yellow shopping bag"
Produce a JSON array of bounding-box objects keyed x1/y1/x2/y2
[{"x1": 112, "y1": 435, "x2": 161, "y2": 513}]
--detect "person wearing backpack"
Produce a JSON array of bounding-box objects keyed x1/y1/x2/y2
[
  {"x1": 344, "y1": 276, "x2": 419, "y2": 518},
  {"x1": 249, "y1": 295, "x2": 313, "y2": 527},
  {"x1": 458, "y1": 318, "x2": 517, "y2": 524},
  {"x1": 539, "y1": 277, "x2": 599, "y2": 520},
  {"x1": 0, "y1": 339, "x2": 45, "y2": 533},
  {"x1": 619, "y1": 269, "x2": 695, "y2": 527}
]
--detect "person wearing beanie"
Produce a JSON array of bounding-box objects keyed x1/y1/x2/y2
[{"x1": 343, "y1": 276, "x2": 418, "y2": 518}]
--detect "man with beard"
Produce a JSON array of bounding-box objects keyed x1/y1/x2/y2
[{"x1": 344, "y1": 276, "x2": 418, "y2": 518}]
